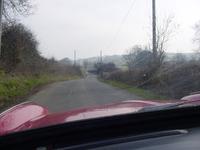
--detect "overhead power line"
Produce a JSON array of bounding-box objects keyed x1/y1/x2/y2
[
  {"x1": 107, "y1": 0, "x2": 137, "y2": 49},
  {"x1": 74, "y1": 50, "x2": 76, "y2": 66}
]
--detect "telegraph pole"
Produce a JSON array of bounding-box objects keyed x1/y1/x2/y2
[
  {"x1": 0, "y1": 0, "x2": 3, "y2": 57},
  {"x1": 74, "y1": 50, "x2": 76, "y2": 66},
  {"x1": 100, "y1": 50, "x2": 103, "y2": 77},
  {"x1": 100, "y1": 50, "x2": 103, "y2": 64},
  {"x1": 152, "y1": 0, "x2": 157, "y2": 58}
]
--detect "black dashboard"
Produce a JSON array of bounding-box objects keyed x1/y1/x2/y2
[
  {"x1": 62, "y1": 128, "x2": 200, "y2": 150},
  {"x1": 1, "y1": 105, "x2": 200, "y2": 149},
  {"x1": 91, "y1": 128, "x2": 200, "y2": 150}
]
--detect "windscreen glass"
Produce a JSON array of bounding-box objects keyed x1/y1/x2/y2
[{"x1": 0, "y1": 0, "x2": 200, "y2": 136}]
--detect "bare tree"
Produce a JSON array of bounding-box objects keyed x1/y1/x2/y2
[
  {"x1": 124, "y1": 45, "x2": 153, "y2": 71},
  {"x1": 154, "y1": 16, "x2": 178, "y2": 67},
  {"x1": 124, "y1": 45, "x2": 143, "y2": 71},
  {"x1": 194, "y1": 21, "x2": 200, "y2": 59},
  {"x1": 192, "y1": 21, "x2": 200, "y2": 60},
  {"x1": 3, "y1": 0, "x2": 33, "y2": 21},
  {"x1": 172, "y1": 53, "x2": 187, "y2": 65},
  {"x1": 194, "y1": 21, "x2": 200, "y2": 45}
]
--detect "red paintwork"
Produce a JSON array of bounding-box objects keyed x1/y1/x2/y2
[
  {"x1": 21, "y1": 100, "x2": 162, "y2": 130},
  {"x1": 0, "y1": 102, "x2": 49, "y2": 136},
  {"x1": 182, "y1": 94, "x2": 200, "y2": 101},
  {"x1": 0, "y1": 94, "x2": 200, "y2": 136}
]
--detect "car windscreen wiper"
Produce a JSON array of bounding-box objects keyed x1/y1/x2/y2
[{"x1": 138, "y1": 100, "x2": 200, "y2": 113}]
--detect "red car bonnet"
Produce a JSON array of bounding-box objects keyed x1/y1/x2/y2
[{"x1": 0, "y1": 100, "x2": 161, "y2": 136}]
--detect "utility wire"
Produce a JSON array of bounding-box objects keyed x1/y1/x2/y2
[{"x1": 107, "y1": 0, "x2": 137, "y2": 49}]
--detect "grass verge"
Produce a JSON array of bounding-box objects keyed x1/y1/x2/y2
[
  {"x1": 0, "y1": 74, "x2": 80, "y2": 111},
  {"x1": 101, "y1": 79, "x2": 168, "y2": 100}
]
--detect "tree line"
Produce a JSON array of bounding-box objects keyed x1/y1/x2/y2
[{"x1": 0, "y1": 0, "x2": 81, "y2": 76}]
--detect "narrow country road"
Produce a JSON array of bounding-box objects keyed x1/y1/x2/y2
[{"x1": 28, "y1": 74, "x2": 142, "y2": 113}]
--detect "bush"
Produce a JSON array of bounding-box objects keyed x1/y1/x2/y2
[
  {"x1": 106, "y1": 59, "x2": 200, "y2": 99},
  {"x1": 150, "y1": 61, "x2": 200, "y2": 98}
]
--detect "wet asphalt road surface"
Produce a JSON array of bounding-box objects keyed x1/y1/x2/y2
[{"x1": 28, "y1": 74, "x2": 142, "y2": 113}]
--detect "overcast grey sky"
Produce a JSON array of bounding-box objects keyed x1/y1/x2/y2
[{"x1": 22, "y1": 0, "x2": 200, "y2": 60}]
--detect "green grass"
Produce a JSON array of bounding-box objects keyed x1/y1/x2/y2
[
  {"x1": 0, "y1": 74, "x2": 79, "y2": 108},
  {"x1": 101, "y1": 79, "x2": 168, "y2": 100}
]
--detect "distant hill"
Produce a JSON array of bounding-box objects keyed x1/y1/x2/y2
[
  {"x1": 78, "y1": 55, "x2": 125, "y2": 68},
  {"x1": 166, "y1": 52, "x2": 195, "y2": 61},
  {"x1": 59, "y1": 57, "x2": 73, "y2": 65},
  {"x1": 59, "y1": 52, "x2": 196, "y2": 69}
]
